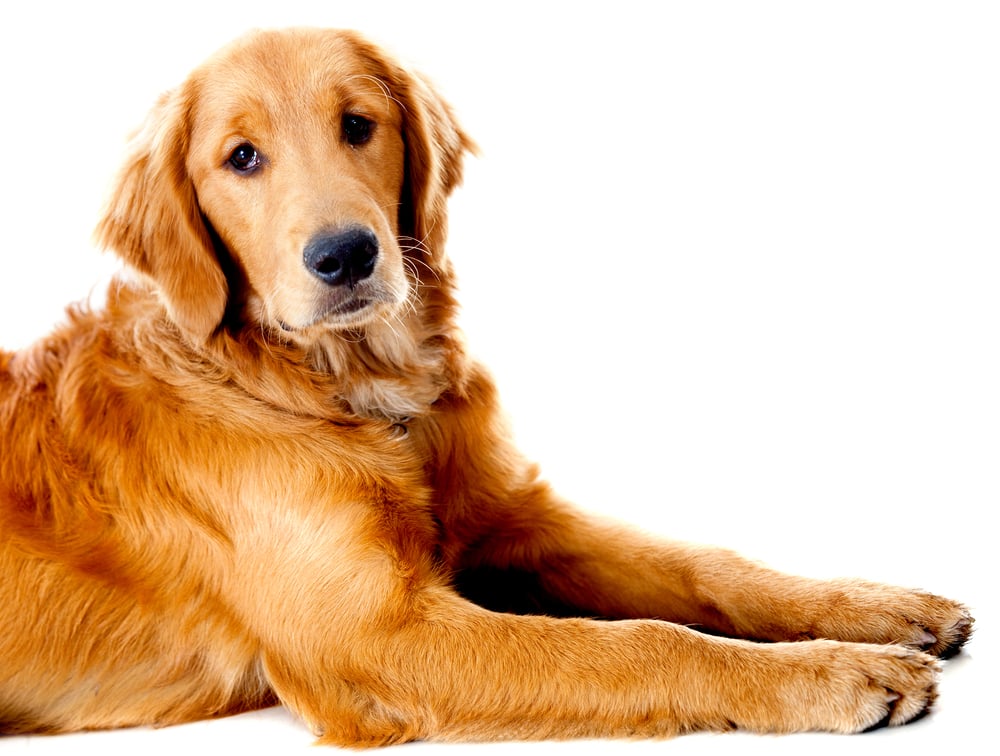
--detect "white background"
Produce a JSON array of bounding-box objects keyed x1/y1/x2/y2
[{"x1": 2, "y1": 1, "x2": 996, "y2": 753}]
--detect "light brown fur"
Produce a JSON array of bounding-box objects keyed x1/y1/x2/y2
[{"x1": 0, "y1": 28, "x2": 972, "y2": 745}]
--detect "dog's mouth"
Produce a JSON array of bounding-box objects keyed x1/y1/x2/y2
[
  {"x1": 325, "y1": 297, "x2": 372, "y2": 318},
  {"x1": 268, "y1": 266, "x2": 408, "y2": 336},
  {"x1": 276, "y1": 295, "x2": 376, "y2": 334}
]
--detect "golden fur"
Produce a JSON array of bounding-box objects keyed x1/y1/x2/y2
[{"x1": 0, "y1": 28, "x2": 972, "y2": 745}]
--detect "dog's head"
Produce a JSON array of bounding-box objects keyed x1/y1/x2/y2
[{"x1": 96, "y1": 28, "x2": 473, "y2": 345}]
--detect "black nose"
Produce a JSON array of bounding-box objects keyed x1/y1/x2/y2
[{"x1": 303, "y1": 228, "x2": 378, "y2": 287}]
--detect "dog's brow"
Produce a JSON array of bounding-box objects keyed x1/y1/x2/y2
[{"x1": 342, "y1": 73, "x2": 403, "y2": 115}]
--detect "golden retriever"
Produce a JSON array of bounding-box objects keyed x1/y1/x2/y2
[{"x1": 0, "y1": 28, "x2": 972, "y2": 746}]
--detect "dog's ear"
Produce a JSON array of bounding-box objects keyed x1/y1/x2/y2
[
  {"x1": 94, "y1": 85, "x2": 227, "y2": 343},
  {"x1": 391, "y1": 66, "x2": 477, "y2": 263}
]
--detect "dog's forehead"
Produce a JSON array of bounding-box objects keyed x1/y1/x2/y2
[{"x1": 192, "y1": 30, "x2": 402, "y2": 126}]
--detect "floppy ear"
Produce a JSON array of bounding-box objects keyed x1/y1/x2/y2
[
  {"x1": 94, "y1": 85, "x2": 227, "y2": 342},
  {"x1": 392, "y1": 67, "x2": 477, "y2": 262}
]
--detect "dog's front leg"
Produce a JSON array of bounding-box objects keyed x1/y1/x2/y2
[
  {"x1": 222, "y1": 490, "x2": 938, "y2": 744},
  {"x1": 421, "y1": 367, "x2": 972, "y2": 658},
  {"x1": 459, "y1": 498, "x2": 973, "y2": 658},
  {"x1": 223, "y1": 486, "x2": 948, "y2": 745},
  {"x1": 257, "y1": 582, "x2": 942, "y2": 745}
]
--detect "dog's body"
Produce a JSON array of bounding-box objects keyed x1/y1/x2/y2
[{"x1": 0, "y1": 29, "x2": 972, "y2": 745}]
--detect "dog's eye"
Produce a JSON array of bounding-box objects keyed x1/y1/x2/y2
[
  {"x1": 228, "y1": 143, "x2": 261, "y2": 173},
  {"x1": 342, "y1": 114, "x2": 374, "y2": 147}
]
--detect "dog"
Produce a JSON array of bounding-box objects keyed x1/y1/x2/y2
[{"x1": 0, "y1": 28, "x2": 972, "y2": 746}]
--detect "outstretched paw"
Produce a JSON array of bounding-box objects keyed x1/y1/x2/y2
[
  {"x1": 767, "y1": 641, "x2": 941, "y2": 733},
  {"x1": 913, "y1": 605, "x2": 974, "y2": 659},
  {"x1": 811, "y1": 580, "x2": 974, "y2": 658}
]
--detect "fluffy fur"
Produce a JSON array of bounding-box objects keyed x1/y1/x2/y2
[{"x1": 0, "y1": 28, "x2": 972, "y2": 746}]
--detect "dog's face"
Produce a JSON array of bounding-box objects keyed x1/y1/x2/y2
[
  {"x1": 188, "y1": 34, "x2": 409, "y2": 335},
  {"x1": 96, "y1": 29, "x2": 472, "y2": 345}
]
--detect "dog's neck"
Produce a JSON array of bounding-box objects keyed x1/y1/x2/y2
[
  {"x1": 105, "y1": 280, "x2": 466, "y2": 425},
  {"x1": 215, "y1": 318, "x2": 465, "y2": 424},
  {"x1": 303, "y1": 322, "x2": 456, "y2": 422}
]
